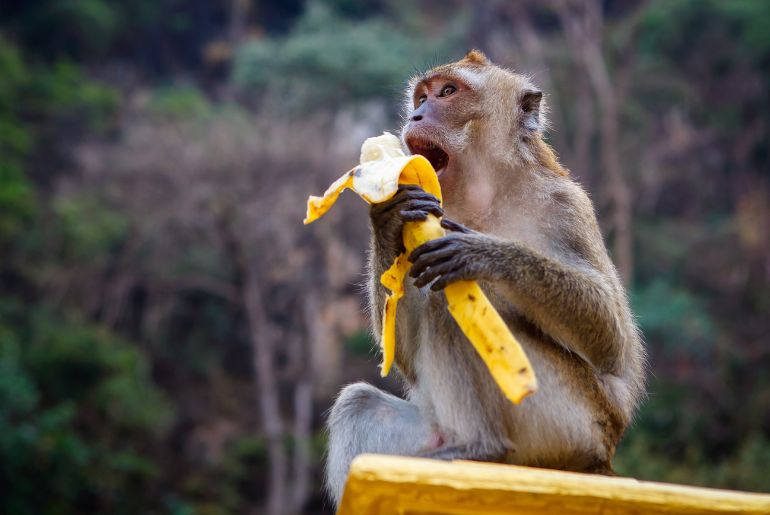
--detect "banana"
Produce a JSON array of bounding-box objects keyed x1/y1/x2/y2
[{"x1": 304, "y1": 133, "x2": 537, "y2": 404}]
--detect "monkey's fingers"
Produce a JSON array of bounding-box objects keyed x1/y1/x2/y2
[
  {"x1": 399, "y1": 200, "x2": 443, "y2": 218},
  {"x1": 440, "y1": 218, "x2": 473, "y2": 234},
  {"x1": 409, "y1": 246, "x2": 459, "y2": 276},
  {"x1": 371, "y1": 191, "x2": 441, "y2": 218},
  {"x1": 413, "y1": 261, "x2": 464, "y2": 289},
  {"x1": 408, "y1": 234, "x2": 460, "y2": 263},
  {"x1": 397, "y1": 186, "x2": 442, "y2": 205},
  {"x1": 389, "y1": 187, "x2": 440, "y2": 202},
  {"x1": 430, "y1": 270, "x2": 475, "y2": 291},
  {"x1": 400, "y1": 210, "x2": 430, "y2": 222}
]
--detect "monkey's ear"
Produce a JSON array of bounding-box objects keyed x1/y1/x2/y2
[
  {"x1": 520, "y1": 89, "x2": 543, "y2": 133},
  {"x1": 463, "y1": 49, "x2": 490, "y2": 66}
]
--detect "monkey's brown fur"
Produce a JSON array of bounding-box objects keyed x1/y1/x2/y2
[{"x1": 325, "y1": 51, "x2": 646, "y2": 505}]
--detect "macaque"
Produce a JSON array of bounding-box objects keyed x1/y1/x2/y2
[{"x1": 325, "y1": 50, "x2": 646, "y2": 506}]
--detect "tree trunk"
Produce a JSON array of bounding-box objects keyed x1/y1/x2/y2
[
  {"x1": 572, "y1": 72, "x2": 596, "y2": 186},
  {"x1": 229, "y1": 0, "x2": 248, "y2": 46},
  {"x1": 284, "y1": 294, "x2": 319, "y2": 514},
  {"x1": 215, "y1": 207, "x2": 288, "y2": 515},
  {"x1": 242, "y1": 272, "x2": 288, "y2": 515},
  {"x1": 290, "y1": 377, "x2": 313, "y2": 513},
  {"x1": 551, "y1": 0, "x2": 634, "y2": 284},
  {"x1": 583, "y1": 42, "x2": 633, "y2": 284}
]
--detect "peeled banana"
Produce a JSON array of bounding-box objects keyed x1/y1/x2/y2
[{"x1": 304, "y1": 133, "x2": 537, "y2": 404}]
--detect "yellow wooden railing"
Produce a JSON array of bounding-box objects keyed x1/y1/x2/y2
[{"x1": 337, "y1": 454, "x2": 770, "y2": 515}]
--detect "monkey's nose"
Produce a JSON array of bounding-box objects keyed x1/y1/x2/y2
[{"x1": 412, "y1": 114, "x2": 423, "y2": 122}]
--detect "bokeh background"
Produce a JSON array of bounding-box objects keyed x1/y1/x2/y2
[{"x1": 1, "y1": 1, "x2": 769, "y2": 514}]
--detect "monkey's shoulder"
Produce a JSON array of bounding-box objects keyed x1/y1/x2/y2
[{"x1": 532, "y1": 177, "x2": 613, "y2": 272}]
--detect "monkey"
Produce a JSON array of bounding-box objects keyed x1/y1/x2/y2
[{"x1": 325, "y1": 50, "x2": 646, "y2": 506}]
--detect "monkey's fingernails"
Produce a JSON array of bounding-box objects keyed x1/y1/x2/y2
[
  {"x1": 408, "y1": 247, "x2": 430, "y2": 263},
  {"x1": 409, "y1": 261, "x2": 429, "y2": 278},
  {"x1": 412, "y1": 273, "x2": 432, "y2": 288},
  {"x1": 430, "y1": 275, "x2": 455, "y2": 291},
  {"x1": 409, "y1": 255, "x2": 430, "y2": 274},
  {"x1": 430, "y1": 278, "x2": 448, "y2": 291}
]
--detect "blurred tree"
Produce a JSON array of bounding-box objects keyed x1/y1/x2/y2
[
  {"x1": 54, "y1": 98, "x2": 372, "y2": 513},
  {"x1": 232, "y1": 1, "x2": 464, "y2": 110},
  {"x1": 2, "y1": 1, "x2": 770, "y2": 513},
  {"x1": 0, "y1": 301, "x2": 172, "y2": 514}
]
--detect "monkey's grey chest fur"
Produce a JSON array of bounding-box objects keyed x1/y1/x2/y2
[
  {"x1": 400, "y1": 281, "x2": 610, "y2": 469},
  {"x1": 403, "y1": 284, "x2": 516, "y2": 445}
]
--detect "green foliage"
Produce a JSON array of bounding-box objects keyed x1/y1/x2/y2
[
  {"x1": 149, "y1": 84, "x2": 213, "y2": 119},
  {"x1": 636, "y1": 0, "x2": 770, "y2": 144},
  {"x1": 7, "y1": 0, "x2": 157, "y2": 60},
  {"x1": 53, "y1": 195, "x2": 129, "y2": 263},
  {"x1": 0, "y1": 300, "x2": 173, "y2": 514},
  {"x1": 627, "y1": 380, "x2": 717, "y2": 458},
  {"x1": 344, "y1": 330, "x2": 375, "y2": 356},
  {"x1": 0, "y1": 41, "x2": 32, "y2": 156},
  {"x1": 633, "y1": 279, "x2": 715, "y2": 357},
  {"x1": 23, "y1": 59, "x2": 119, "y2": 132},
  {"x1": 0, "y1": 162, "x2": 36, "y2": 244},
  {"x1": 616, "y1": 431, "x2": 770, "y2": 493},
  {"x1": 232, "y1": 1, "x2": 463, "y2": 109},
  {"x1": 46, "y1": 0, "x2": 120, "y2": 56},
  {"x1": 0, "y1": 39, "x2": 35, "y2": 244},
  {"x1": 0, "y1": 37, "x2": 118, "y2": 246},
  {"x1": 2, "y1": 1, "x2": 770, "y2": 510},
  {"x1": 0, "y1": 37, "x2": 118, "y2": 135},
  {"x1": 639, "y1": 0, "x2": 770, "y2": 65}
]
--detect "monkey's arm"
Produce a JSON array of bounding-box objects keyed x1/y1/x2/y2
[
  {"x1": 366, "y1": 236, "x2": 396, "y2": 340},
  {"x1": 409, "y1": 224, "x2": 632, "y2": 374},
  {"x1": 367, "y1": 186, "x2": 444, "y2": 346}
]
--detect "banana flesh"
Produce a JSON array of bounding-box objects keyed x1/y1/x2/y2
[{"x1": 304, "y1": 133, "x2": 537, "y2": 404}]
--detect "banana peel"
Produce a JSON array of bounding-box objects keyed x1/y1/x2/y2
[{"x1": 304, "y1": 133, "x2": 537, "y2": 404}]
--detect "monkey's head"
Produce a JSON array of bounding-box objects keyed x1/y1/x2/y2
[{"x1": 402, "y1": 50, "x2": 553, "y2": 206}]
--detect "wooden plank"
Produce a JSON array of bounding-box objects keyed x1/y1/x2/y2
[{"x1": 337, "y1": 454, "x2": 770, "y2": 515}]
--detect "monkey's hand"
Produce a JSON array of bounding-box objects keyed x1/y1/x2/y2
[
  {"x1": 370, "y1": 185, "x2": 443, "y2": 259},
  {"x1": 409, "y1": 219, "x2": 493, "y2": 291}
]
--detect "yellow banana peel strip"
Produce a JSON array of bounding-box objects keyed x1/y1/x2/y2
[{"x1": 304, "y1": 133, "x2": 537, "y2": 404}]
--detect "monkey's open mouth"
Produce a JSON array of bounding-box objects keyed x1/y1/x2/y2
[{"x1": 406, "y1": 137, "x2": 449, "y2": 175}]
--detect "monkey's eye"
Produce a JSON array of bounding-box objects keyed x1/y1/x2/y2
[
  {"x1": 417, "y1": 94, "x2": 427, "y2": 105},
  {"x1": 439, "y1": 84, "x2": 457, "y2": 97}
]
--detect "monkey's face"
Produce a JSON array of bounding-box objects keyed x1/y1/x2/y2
[
  {"x1": 401, "y1": 66, "x2": 485, "y2": 191},
  {"x1": 402, "y1": 52, "x2": 545, "y2": 210}
]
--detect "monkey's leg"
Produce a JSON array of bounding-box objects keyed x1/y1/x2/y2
[
  {"x1": 325, "y1": 382, "x2": 440, "y2": 506},
  {"x1": 419, "y1": 442, "x2": 507, "y2": 462}
]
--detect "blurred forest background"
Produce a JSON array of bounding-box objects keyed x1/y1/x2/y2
[{"x1": 1, "y1": 0, "x2": 769, "y2": 514}]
